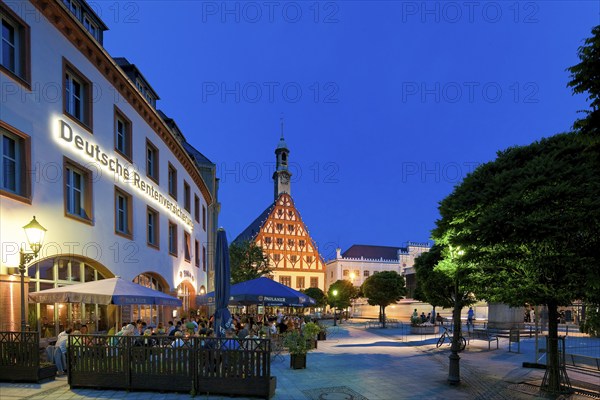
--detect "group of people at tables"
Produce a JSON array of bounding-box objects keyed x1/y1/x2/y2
[{"x1": 45, "y1": 310, "x2": 308, "y2": 374}]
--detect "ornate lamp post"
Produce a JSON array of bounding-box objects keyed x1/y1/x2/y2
[
  {"x1": 448, "y1": 247, "x2": 464, "y2": 385},
  {"x1": 332, "y1": 289, "x2": 338, "y2": 326},
  {"x1": 19, "y1": 216, "x2": 47, "y2": 332}
]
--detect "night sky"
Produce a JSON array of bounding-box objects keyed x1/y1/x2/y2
[{"x1": 100, "y1": 1, "x2": 598, "y2": 260}]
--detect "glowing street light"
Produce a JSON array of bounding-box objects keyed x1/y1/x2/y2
[{"x1": 20, "y1": 216, "x2": 47, "y2": 333}]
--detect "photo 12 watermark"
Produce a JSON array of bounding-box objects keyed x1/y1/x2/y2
[
  {"x1": 400, "y1": 1, "x2": 540, "y2": 24},
  {"x1": 199, "y1": 1, "x2": 340, "y2": 24},
  {"x1": 401, "y1": 81, "x2": 539, "y2": 104}
]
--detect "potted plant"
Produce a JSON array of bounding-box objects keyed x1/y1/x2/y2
[
  {"x1": 282, "y1": 330, "x2": 309, "y2": 369},
  {"x1": 316, "y1": 322, "x2": 327, "y2": 341},
  {"x1": 303, "y1": 322, "x2": 321, "y2": 349}
]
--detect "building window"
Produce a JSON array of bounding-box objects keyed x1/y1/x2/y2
[
  {"x1": 273, "y1": 254, "x2": 281, "y2": 262},
  {"x1": 299, "y1": 240, "x2": 305, "y2": 247},
  {"x1": 146, "y1": 140, "x2": 159, "y2": 183},
  {"x1": 195, "y1": 240, "x2": 200, "y2": 267},
  {"x1": 82, "y1": 15, "x2": 99, "y2": 40},
  {"x1": 63, "y1": 60, "x2": 92, "y2": 129},
  {"x1": 264, "y1": 237, "x2": 272, "y2": 244},
  {"x1": 0, "y1": 3, "x2": 30, "y2": 84},
  {"x1": 0, "y1": 123, "x2": 30, "y2": 200},
  {"x1": 114, "y1": 107, "x2": 132, "y2": 160},
  {"x1": 202, "y1": 245, "x2": 207, "y2": 271},
  {"x1": 276, "y1": 223, "x2": 283, "y2": 231},
  {"x1": 183, "y1": 231, "x2": 191, "y2": 262},
  {"x1": 288, "y1": 224, "x2": 294, "y2": 232},
  {"x1": 276, "y1": 238, "x2": 283, "y2": 246},
  {"x1": 343, "y1": 269, "x2": 349, "y2": 277},
  {"x1": 147, "y1": 206, "x2": 159, "y2": 248},
  {"x1": 310, "y1": 277, "x2": 318, "y2": 288},
  {"x1": 194, "y1": 194, "x2": 200, "y2": 222},
  {"x1": 364, "y1": 270, "x2": 370, "y2": 277},
  {"x1": 373, "y1": 271, "x2": 379, "y2": 275},
  {"x1": 114, "y1": 187, "x2": 132, "y2": 237},
  {"x1": 296, "y1": 277, "x2": 305, "y2": 289},
  {"x1": 306, "y1": 256, "x2": 313, "y2": 264},
  {"x1": 168, "y1": 221, "x2": 177, "y2": 256},
  {"x1": 279, "y1": 276, "x2": 291, "y2": 287},
  {"x1": 63, "y1": 0, "x2": 81, "y2": 18},
  {"x1": 288, "y1": 239, "x2": 294, "y2": 247},
  {"x1": 354, "y1": 270, "x2": 360, "y2": 278},
  {"x1": 202, "y1": 205, "x2": 206, "y2": 231},
  {"x1": 290, "y1": 255, "x2": 297, "y2": 263},
  {"x1": 64, "y1": 158, "x2": 93, "y2": 222},
  {"x1": 183, "y1": 181, "x2": 191, "y2": 212},
  {"x1": 168, "y1": 163, "x2": 177, "y2": 199}
]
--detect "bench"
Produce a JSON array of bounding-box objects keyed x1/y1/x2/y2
[{"x1": 468, "y1": 329, "x2": 499, "y2": 350}]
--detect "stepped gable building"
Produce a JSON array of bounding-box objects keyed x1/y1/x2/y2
[
  {"x1": 325, "y1": 242, "x2": 431, "y2": 297},
  {"x1": 233, "y1": 134, "x2": 325, "y2": 291},
  {"x1": 0, "y1": 0, "x2": 218, "y2": 333}
]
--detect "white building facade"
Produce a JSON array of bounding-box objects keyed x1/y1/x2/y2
[
  {"x1": 325, "y1": 242, "x2": 431, "y2": 295},
  {"x1": 0, "y1": 0, "x2": 218, "y2": 334}
]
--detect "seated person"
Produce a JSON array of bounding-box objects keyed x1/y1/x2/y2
[{"x1": 221, "y1": 329, "x2": 240, "y2": 350}]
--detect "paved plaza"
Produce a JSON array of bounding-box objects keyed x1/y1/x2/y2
[{"x1": 1, "y1": 322, "x2": 598, "y2": 400}]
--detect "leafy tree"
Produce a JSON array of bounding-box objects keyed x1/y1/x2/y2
[
  {"x1": 433, "y1": 132, "x2": 600, "y2": 392},
  {"x1": 327, "y1": 280, "x2": 357, "y2": 315},
  {"x1": 361, "y1": 271, "x2": 406, "y2": 328},
  {"x1": 567, "y1": 25, "x2": 600, "y2": 136},
  {"x1": 302, "y1": 287, "x2": 327, "y2": 309},
  {"x1": 229, "y1": 240, "x2": 271, "y2": 284}
]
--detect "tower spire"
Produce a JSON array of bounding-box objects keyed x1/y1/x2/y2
[{"x1": 280, "y1": 113, "x2": 284, "y2": 139}]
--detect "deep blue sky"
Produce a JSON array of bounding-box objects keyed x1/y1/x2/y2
[{"x1": 101, "y1": 1, "x2": 598, "y2": 260}]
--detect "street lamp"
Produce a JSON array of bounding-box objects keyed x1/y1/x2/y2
[
  {"x1": 332, "y1": 289, "x2": 338, "y2": 327},
  {"x1": 448, "y1": 247, "x2": 464, "y2": 385},
  {"x1": 20, "y1": 216, "x2": 47, "y2": 333}
]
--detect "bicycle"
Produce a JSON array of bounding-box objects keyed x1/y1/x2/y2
[{"x1": 436, "y1": 326, "x2": 466, "y2": 351}]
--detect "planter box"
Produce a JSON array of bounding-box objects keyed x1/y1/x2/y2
[
  {"x1": 290, "y1": 354, "x2": 307, "y2": 369},
  {"x1": 410, "y1": 325, "x2": 439, "y2": 335},
  {"x1": 0, "y1": 365, "x2": 56, "y2": 383}
]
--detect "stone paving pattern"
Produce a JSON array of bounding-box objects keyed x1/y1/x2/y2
[{"x1": 1, "y1": 321, "x2": 598, "y2": 399}]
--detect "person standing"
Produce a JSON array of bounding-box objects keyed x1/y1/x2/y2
[{"x1": 467, "y1": 307, "x2": 474, "y2": 331}]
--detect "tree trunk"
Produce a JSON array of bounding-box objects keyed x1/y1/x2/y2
[
  {"x1": 382, "y1": 306, "x2": 387, "y2": 329},
  {"x1": 545, "y1": 301, "x2": 561, "y2": 393}
]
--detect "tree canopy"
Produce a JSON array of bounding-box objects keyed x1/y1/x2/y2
[
  {"x1": 302, "y1": 287, "x2": 327, "y2": 308},
  {"x1": 361, "y1": 271, "x2": 406, "y2": 327},
  {"x1": 229, "y1": 240, "x2": 272, "y2": 284},
  {"x1": 413, "y1": 244, "x2": 476, "y2": 310},
  {"x1": 327, "y1": 280, "x2": 357, "y2": 310},
  {"x1": 567, "y1": 25, "x2": 600, "y2": 136}
]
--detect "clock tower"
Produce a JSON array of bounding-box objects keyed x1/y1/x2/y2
[{"x1": 273, "y1": 127, "x2": 291, "y2": 200}]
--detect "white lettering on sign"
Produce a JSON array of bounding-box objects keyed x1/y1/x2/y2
[{"x1": 58, "y1": 119, "x2": 194, "y2": 229}]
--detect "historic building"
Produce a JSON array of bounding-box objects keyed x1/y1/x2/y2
[
  {"x1": 233, "y1": 134, "x2": 326, "y2": 291},
  {"x1": 325, "y1": 242, "x2": 431, "y2": 297},
  {"x1": 0, "y1": 0, "x2": 219, "y2": 334}
]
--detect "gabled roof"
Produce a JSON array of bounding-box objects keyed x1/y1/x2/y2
[
  {"x1": 342, "y1": 245, "x2": 405, "y2": 260},
  {"x1": 232, "y1": 202, "x2": 276, "y2": 244}
]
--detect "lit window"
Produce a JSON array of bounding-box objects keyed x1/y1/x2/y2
[
  {"x1": 64, "y1": 158, "x2": 92, "y2": 222},
  {"x1": 115, "y1": 188, "x2": 132, "y2": 237},
  {"x1": 147, "y1": 207, "x2": 159, "y2": 248},
  {"x1": 0, "y1": 125, "x2": 30, "y2": 199},
  {"x1": 0, "y1": 4, "x2": 29, "y2": 82},
  {"x1": 168, "y1": 163, "x2": 177, "y2": 199},
  {"x1": 146, "y1": 140, "x2": 159, "y2": 183},
  {"x1": 114, "y1": 108, "x2": 131, "y2": 160},
  {"x1": 168, "y1": 221, "x2": 177, "y2": 256}
]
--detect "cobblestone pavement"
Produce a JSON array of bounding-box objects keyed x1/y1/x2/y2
[{"x1": 1, "y1": 321, "x2": 597, "y2": 400}]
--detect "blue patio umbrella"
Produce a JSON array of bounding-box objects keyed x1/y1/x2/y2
[{"x1": 213, "y1": 228, "x2": 232, "y2": 337}]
